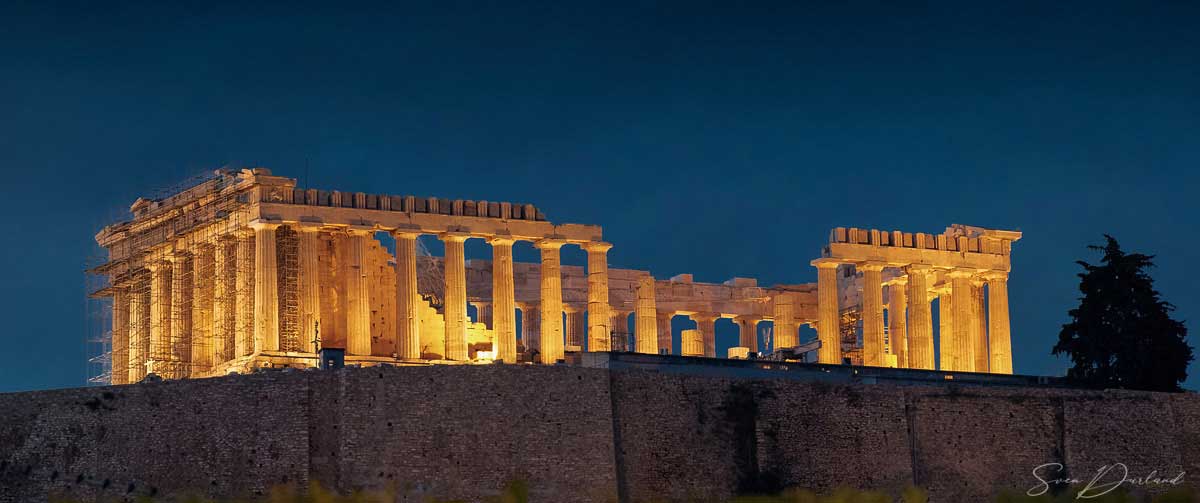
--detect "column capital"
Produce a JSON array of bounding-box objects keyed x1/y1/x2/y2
[
  {"x1": 903, "y1": 263, "x2": 935, "y2": 274},
  {"x1": 563, "y1": 304, "x2": 581, "y2": 314},
  {"x1": 885, "y1": 276, "x2": 909, "y2": 286},
  {"x1": 145, "y1": 259, "x2": 170, "y2": 272},
  {"x1": 583, "y1": 241, "x2": 613, "y2": 253},
  {"x1": 439, "y1": 231, "x2": 471, "y2": 243},
  {"x1": 534, "y1": 238, "x2": 566, "y2": 250},
  {"x1": 859, "y1": 261, "x2": 887, "y2": 272},
  {"x1": 248, "y1": 218, "x2": 282, "y2": 231},
  {"x1": 970, "y1": 276, "x2": 986, "y2": 287},
  {"x1": 946, "y1": 269, "x2": 976, "y2": 279},
  {"x1": 487, "y1": 235, "x2": 517, "y2": 246},
  {"x1": 346, "y1": 225, "x2": 375, "y2": 236},
  {"x1": 811, "y1": 258, "x2": 841, "y2": 269},
  {"x1": 733, "y1": 315, "x2": 761, "y2": 323},
  {"x1": 980, "y1": 270, "x2": 1009, "y2": 282},
  {"x1": 295, "y1": 221, "x2": 324, "y2": 233},
  {"x1": 690, "y1": 312, "x2": 720, "y2": 322}
]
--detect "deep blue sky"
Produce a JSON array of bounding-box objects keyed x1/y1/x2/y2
[{"x1": 1, "y1": 1, "x2": 1197, "y2": 392}]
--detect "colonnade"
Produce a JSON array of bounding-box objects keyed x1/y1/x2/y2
[{"x1": 810, "y1": 259, "x2": 1013, "y2": 374}]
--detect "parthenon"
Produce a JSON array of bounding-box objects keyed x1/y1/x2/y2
[{"x1": 90, "y1": 168, "x2": 1020, "y2": 383}]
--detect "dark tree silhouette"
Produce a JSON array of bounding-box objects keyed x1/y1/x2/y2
[{"x1": 1053, "y1": 235, "x2": 1192, "y2": 391}]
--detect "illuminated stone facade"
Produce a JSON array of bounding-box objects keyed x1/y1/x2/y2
[{"x1": 92, "y1": 169, "x2": 1019, "y2": 382}]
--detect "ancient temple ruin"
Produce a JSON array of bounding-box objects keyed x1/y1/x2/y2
[{"x1": 89, "y1": 168, "x2": 1019, "y2": 383}]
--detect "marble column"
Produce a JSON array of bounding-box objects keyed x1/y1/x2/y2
[
  {"x1": 656, "y1": 311, "x2": 673, "y2": 355},
  {"x1": 904, "y1": 265, "x2": 935, "y2": 370},
  {"x1": 610, "y1": 310, "x2": 630, "y2": 350},
  {"x1": 475, "y1": 302, "x2": 494, "y2": 329},
  {"x1": 521, "y1": 304, "x2": 540, "y2": 354},
  {"x1": 887, "y1": 277, "x2": 909, "y2": 368},
  {"x1": 111, "y1": 287, "x2": 130, "y2": 385},
  {"x1": 635, "y1": 275, "x2": 658, "y2": 355},
  {"x1": 148, "y1": 258, "x2": 172, "y2": 377},
  {"x1": 489, "y1": 237, "x2": 517, "y2": 363},
  {"x1": 168, "y1": 251, "x2": 192, "y2": 377},
  {"x1": 814, "y1": 260, "x2": 842, "y2": 364},
  {"x1": 564, "y1": 306, "x2": 585, "y2": 349},
  {"x1": 394, "y1": 231, "x2": 422, "y2": 360},
  {"x1": 985, "y1": 271, "x2": 1013, "y2": 374},
  {"x1": 692, "y1": 313, "x2": 719, "y2": 358},
  {"x1": 297, "y1": 226, "x2": 323, "y2": 354},
  {"x1": 211, "y1": 236, "x2": 235, "y2": 364},
  {"x1": 937, "y1": 287, "x2": 954, "y2": 371},
  {"x1": 441, "y1": 232, "x2": 470, "y2": 361},
  {"x1": 772, "y1": 294, "x2": 796, "y2": 349},
  {"x1": 735, "y1": 316, "x2": 759, "y2": 353},
  {"x1": 251, "y1": 220, "x2": 281, "y2": 354},
  {"x1": 861, "y1": 262, "x2": 886, "y2": 367},
  {"x1": 129, "y1": 274, "x2": 150, "y2": 383},
  {"x1": 584, "y1": 242, "x2": 613, "y2": 352},
  {"x1": 235, "y1": 229, "x2": 255, "y2": 357},
  {"x1": 535, "y1": 240, "x2": 565, "y2": 364},
  {"x1": 191, "y1": 244, "x2": 214, "y2": 373},
  {"x1": 948, "y1": 270, "x2": 975, "y2": 372},
  {"x1": 681, "y1": 329, "x2": 703, "y2": 357},
  {"x1": 971, "y1": 276, "x2": 989, "y2": 373}
]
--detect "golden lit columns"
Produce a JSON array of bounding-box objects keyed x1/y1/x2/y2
[
  {"x1": 886, "y1": 276, "x2": 908, "y2": 368},
  {"x1": 488, "y1": 236, "x2": 518, "y2": 363},
  {"x1": 235, "y1": 229, "x2": 255, "y2": 357},
  {"x1": 535, "y1": 239, "x2": 566, "y2": 364},
  {"x1": 656, "y1": 311, "x2": 673, "y2": 355},
  {"x1": 971, "y1": 276, "x2": 989, "y2": 372},
  {"x1": 297, "y1": 224, "x2": 323, "y2": 354},
  {"x1": 129, "y1": 274, "x2": 150, "y2": 383},
  {"x1": 635, "y1": 275, "x2": 658, "y2": 354},
  {"x1": 681, "y1": 328, "x2": 703, "y2": 357},
  {"x1": 191, "y1": 244, "x2": 214, "y2": 374},
  {"x1": 147, "y1": 258, "x2": 172, "y2": 377},
  {"x1": 692, "y1": 313, "x2": 719, "y2": 357},
  {"x1": 584, "y1": 242, "x2": 613, "y2": 352},
  {"x1": 441, "y1": 232, "x2": 471, "y2": 360},
  {"x1": 394, "y1": 231, "x2": 423, "y2": 360},
  {"x1": 984, "y1": 271, "x2": 1013, "y2": 374},
  {"x1": 343, "y1": 226, "x2": 374, "y2": 356},
  {"x1": 111, "y1": 286, "x2": 130, "y2": 385},
  {"x1": 211, "y1": 235, "x2": 235, "y2": 364},
  {"x1": 250, "y1": 220, "x2": 281, "y2": 353},
  {"x1": 735, "y1": 316, "x2": 759, "y2": 353},
  {"x1": 520, "y1": 303, "x2": 540, "y2": 353},
  {"x1": 772, "y1": 294, "x2": 796, "y2": 349},
  {"x1": 903, "y1": 265, "x2": 936, "y2": 370},
  {"x1": 947, "y1": 270, "x2": 976, "y2": 372},
  {"x1": 935, "y1": 284, "x2": 954, "y2": 370},
  {"x1": 860, "y1": 261, "x2": 887, "y2": 367},
  {"x1": 168, "y1": 250, "x2": 193, "y2": 376},
  {"x1": 813, "y1": 260, "x2": 842, "y2": 364},
  {"x1": 564, "y1": 305, "x2": 585, "y2": 349}
]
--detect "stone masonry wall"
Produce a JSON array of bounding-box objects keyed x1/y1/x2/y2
[{"x1": 1, "y1": 365, "x2": 1198, "y2": 502}]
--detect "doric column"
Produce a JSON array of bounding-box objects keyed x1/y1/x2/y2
[
  {"x1": 111, "y1": 287, "x2": 130, "y2": 385},
  {"x1": 656, "y1": 311, "x2": 673, "y2": 355},
  {"x1": 297, "y1": 225, "x2": 323, "y2": 354},
  {"x1": 681, "y1": 329, "x2": 703, "y2": 357},
  {"x1": 147, "y1": 258, "x2": 172, "y2": 377},
  {"x1": 772, "y1": 293, "x2": 796, "y2": 349},
  {"x1": 635, "y1": 275, "x2": 658, "y2": 354},
  {"x1": 948, "y1": 270, "x2": 975, "y2": 372},
  {"x1": 235, "y1": 229, "x2": 255, "y2": 357},
  {"x1": 488, "y1": 237, "x2": 517, "y2": 363},
  {"x1": 735, "y1": 316, "x2": 759, "y2": 353},
  {"x1": 191, "y1": 244, "x2": 214, "y2": 374},
  {"x1": 475, "y1": 302, "x2": 494, "y2": 329},
  {"x1": 610, "y1": 310, "x2": 629, "y2": 350},
  {"x1": 251, "y1": 220, "x2": 281, "y2": 354},
  {"x1": 692, "y1": 313, "x2": 719, "y2": 358},
  {"x1": 971, "y1": 276, "x2": 989, "y2": 373},
  {"x1": 168, "y1": 251, "x2": 192, "y2": 378},
  {"x1": 520, "y1": 303, "x2": 540, "y2": 354},
  {"x1": 904, "y1": 265, "x2": 935, "y2": 370},
  {"x1": 887, "y1": 277, "x2": 908, "y2": 368},
  {"x1": 441, "y1": 232, "x2": 470, "y2": 361},
  {"x1": 564, "y1": 306, "x2": 585, "y2": 349},
  {"x1": 937, "y1": 286, "x2": 954, "y2": 370},
  {"x1": 984, "y1": 271, "x2": 1013, "y2": 374},
  {"x1": 536, "y1": 239, "x2": 566, "y2": 364},
  {"x1": 129, "y1": 274, "x2": 150, "y2": 383},
  {"x1": 394, "y1": 231, "x2": 422, "y2": 360},
  {"x1": 584, "y1": 242, "x2": 613, "y2": 352},
  {"x1": 813, "y1": 260, "x2": 841, "y2": 364},
  {"x1": 211, "y1": 236, "x2": 235, "y2": 364},
  {"x1": 860, "y1": 262, "x2": 886, "y2": 367}
]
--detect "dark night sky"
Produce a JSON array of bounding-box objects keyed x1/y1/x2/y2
[{"x1": 1, "y1": 1, "x2": 1197, "y2": 392}]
